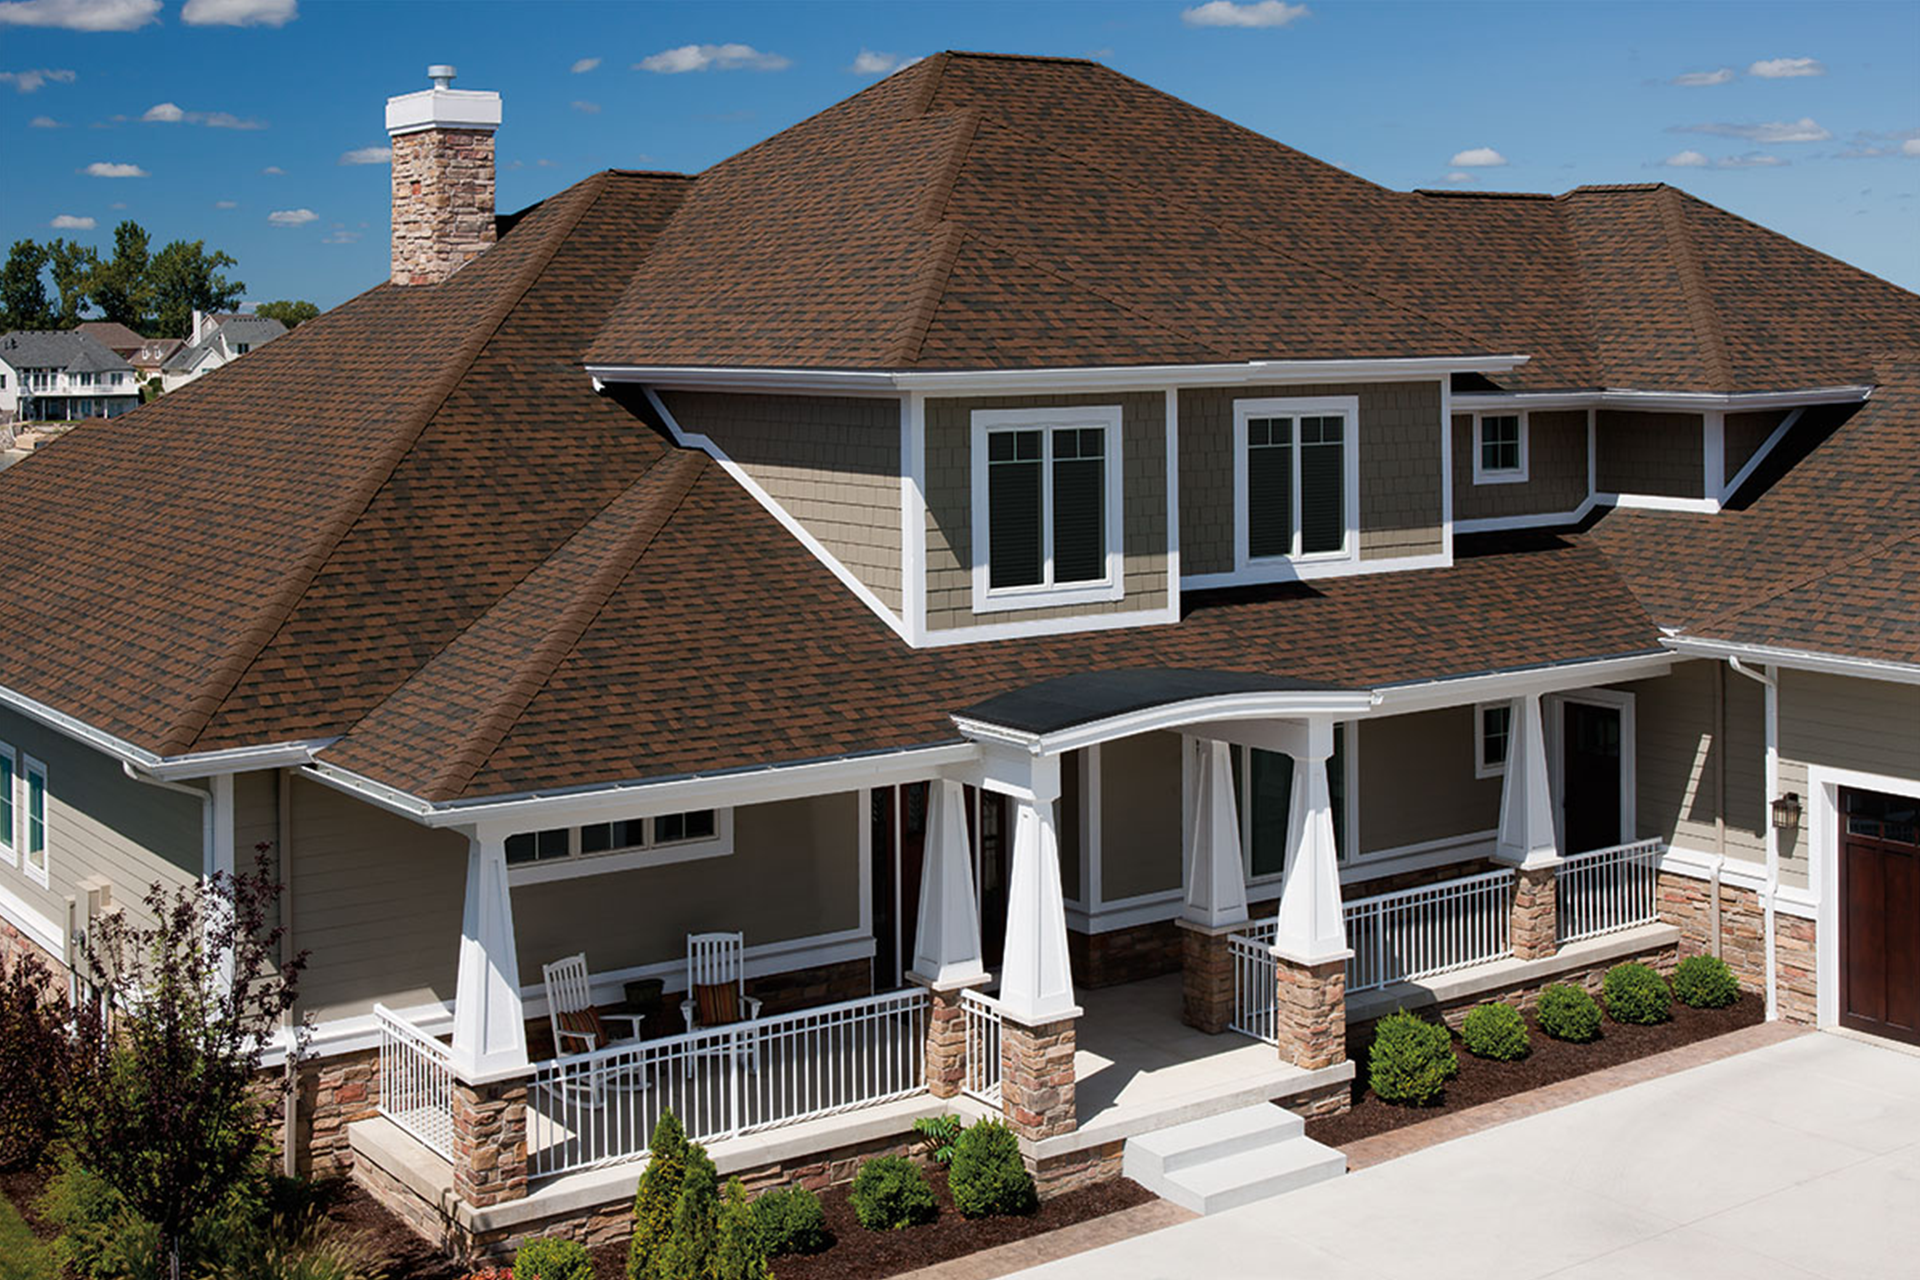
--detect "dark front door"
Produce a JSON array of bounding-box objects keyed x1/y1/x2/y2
[
  {"x1": 1562, "y1": 701, "x2": 1624, "y2": 854},
  {"x1": 870, "y1": 783, "x2": 929, "y2": 991},
  {"x1": 1840, "y1": 788, "x2": 1920, "y2": 1046}
]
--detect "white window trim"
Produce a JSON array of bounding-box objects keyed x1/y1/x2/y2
[
  {"x1": 1232, "y1": 395, "x2": 1362, "y2": 575},
  {"x1": 0, "y1": 742, "x2": 14, "y2": 868},
  {"x1": 1474, "y1": 701, "x2": 1512, "y2": 779},
  {"x1": 21, "y1": 754, "x2": 47, "y2": 888},
  {"x1": 1471, "y1": 412, "x2": 1529, "y2": 485},
  {"x1": 507, "y1": 808, "x2": 734, "y2": 886},
  {"x1": 970, "y1": 404, "x2": 1126, "y2": 614}
]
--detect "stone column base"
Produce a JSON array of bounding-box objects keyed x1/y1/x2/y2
[
  {"x1": 1511, "y1": 864, "x2": 1559, "y2": 961},
  {"x1": 910, "y1": 974, "x2": 986, "y2": 1099},
  {"x1": 452, "y1": 1073, "x2": 530, "y2": 1207},
  {"x1": 1273, "y1": 954, "x2": 1347, "y2": 1071},
  {"x1": 1177, "y1": 918, "x2": 1241, "y2": 1034},
  {"x1": 1000, "y1": 1015, "x2": 1077, "y2": 1140}
]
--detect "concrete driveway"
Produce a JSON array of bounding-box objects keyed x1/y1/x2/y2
[{"x1": 1013, "y1": 1032, "x2": 1920, "y2": 1280}]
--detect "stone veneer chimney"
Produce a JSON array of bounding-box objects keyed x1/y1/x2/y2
[{"x1": 384, "y1": 65, "x2": 503, "y2": 286}]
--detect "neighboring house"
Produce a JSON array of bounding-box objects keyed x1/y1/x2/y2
[
  {"x1": 0, "y1": 56, "x2": 1915, "y2": 1253},
  {"x1": 158, "y1": 310, "x2": 287, "y2": 393},
  {"x1": 74, "y1": 320, "x2": 147, "y2": 361},
  {"x1": 0, "y1": 330, "x2": 140, "y2": 423}
]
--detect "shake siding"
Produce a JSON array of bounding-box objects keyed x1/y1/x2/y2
[
  {"x1": 1618, "y1": 662, "x2": 1766, "y2": 868},
  {"x1": 923, "y1": 392, "x2": 1168, "y2": 631},
  {"x1": 1098, "y1": 731, "x2": 1183, "y2": 901},
  {"x1": 1450, "y1": 409, "x2": 1589, "y2": 520},
  {"x1": 1356, "y1": 707, "x2": 1502, "y2": 855},
  {"x1": 1178, "y1": 381, "x2": 1445, "y2": 575},
  {"x1": 0, "y1": 704, "x2": 201, "y2": 936},
  {"x1": 1724, "y1": 409, "x2": 1789, "y2": 487},
  {"x1": 1776, "y1": 670, "x2": 1920, "y2": 893},
  {"x1": 660, "y1": 391, "x2": 904, "y2": 613},
  {"x1": 1595, "y1": 410, "x2": 1704, "y2": 498}
]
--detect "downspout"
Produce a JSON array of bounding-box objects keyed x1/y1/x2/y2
[
  {"x1": 1726, "y1": 657, "x2": 1778, "y2": 1020},
  {"x1": 122, "y1": 760, "x2": 213, "y2": 880},
  {"x1": 1710, "y1": 664, "x2": 1726, "y2": 958}
]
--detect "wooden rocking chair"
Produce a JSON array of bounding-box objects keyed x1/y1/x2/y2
[
  {"x1": 543, "y1": 952, "x2": 645, "y2": 1056},
  {"x1": 680, "y1": 931, "x2": 764, "y2": 1076}
]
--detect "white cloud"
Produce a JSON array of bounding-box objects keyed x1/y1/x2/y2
[
  {"x1": 109, "y1": 200, "x2": 125, "y2": 209},
  {"x1": 1662, "y1": 150, "x2": 1711, "y2": 168},
  {"x1": 1444, "y1": 171, "x2": 1474, "y2": 184},
  {"x1": 1749, "y1": 56, "x2": 1824, "y2": 78},
  {"x1": 1671, "y1": 68, "x2": 1734, "y2": 87},
  {"x1": 261, "y1": 165, "x2": 284, "y2": 175},
  {"x1": 570, "y1": 56, "x2": 600, "y2": 74},
  {"x1": 1182, "y1": 1, "x2": 1310, "y2": 28},
  {"x1": 338, "y1": 145, "x2": 391, "y2": 165},
  {"x1": 571, "y1": 99, "x2": 600, "y2": 114},
  {"x1": 142, "y1": 100, "x2": 265, "y2": 128},
  {"x1": 636, "y1": 43, "x2": 792, "y2": 73},
  {"x1": 267, "y1": 207, "x2": 317, "y2": 227},
  {"x1": 849, "y1": 49, "x2": 922, "y2": 76},
  {"x1": 29, "y1": 114, "x2": 62, "y2": 127},
  {"x1": 1906, "y1": 138, "x2": 1920, "y2": 157},
  {"x1": 181, "y1": 0, "x2": 296, "y2": 26},
  {"x1": 49, "y1": 213, "x2": 95, "y2": 229},
  {"x1": 1660, "y1": 148, "x2": 1786, "y2": 170},
  {"x1": 0, "y1": 68, "x2": 77, "y2": 93},
  {"x1": 1672, "y1": 117, "x2": 1830, "y2": 143},
  {"x1": 83, "y1": 161, "x2": 147, "y2": 177},
  {"x1": 321, "y1": 228, "x2": 359, "y2": 245},
  {"x1": 213, "y1": 199, "x2": 237, "y2": 209},
  {"x1": 1449, "y1": 146, "x2": 1508, "y2": 167},
  {"x1": 0, "y1": 0, "x2": 158, "y2": 31},
  {"x1": 142, "y1": 101, "x2": 183, "y2": 122}
]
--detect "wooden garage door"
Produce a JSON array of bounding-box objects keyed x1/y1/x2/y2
[{"x1": 1840, "y1": 787, "x2": 1920, "y2": 1045}]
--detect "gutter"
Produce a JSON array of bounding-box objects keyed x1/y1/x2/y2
[
  {"x1": 0, "y1": 680, "x2": 328, "y2": 777},
  {"x1": 1662, "y1": 637, "x2": 1920, "y2": 687},
  {"x1": 1452, "y1": 384, "x2": 1871, "y2": 414},
  {"x1": 1724, "y1": 657, "x2": 1779, "y2": 1020}
]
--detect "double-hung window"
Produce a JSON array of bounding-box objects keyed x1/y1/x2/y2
[
  {"x1": 1234, "y1": 396, "x2": 1359, "y2": 570},
  {"x1": 971, "y1": 405, "x2": 1124, "y2": 612},
  {"x1": 1472, "y1": 413, "x2": 1528, "y2": 484},
  {"x1": 1224, "y1": 726, "x2": 1354, "y2": 876},
  {"x1": 21, "y1": 756, "x2": 47, "y2": 886},
  {"x1": 1476, "y1": 702, "x2": 1512, "y2": 778},
  {"x1": 0, "y1": 745, "x2": 15, "y2": 867}
]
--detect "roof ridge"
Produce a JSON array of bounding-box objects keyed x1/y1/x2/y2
[
  {"x1": 907, "y1": 50, "x2": 954, "y2": 116},
  {"x1": 890, "y1": 109, "x2": 981, "y2": 364},
  {"x1": 1655, "y1": 186, "x2": 1735, "y2": 390},
  {"x1": 166, "y1": 170, "x2": 616, "y2": 756},
  {"x1": 1688, "y1": 514, "x2": 1920, "y2": 640}
]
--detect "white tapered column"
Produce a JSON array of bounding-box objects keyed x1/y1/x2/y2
[
  {"x1": 1183, "y1": 739, "x2": 1250, "y2": 930},
  {"x1": 998, "y1": 756, "x2": 1080, "y2": 1025},
  {"x1": 910, "y1": 779, "x2": 988, "y2": 988},
  {"x1": 1495, "y1": 694, "x2": 1561, "y2": 870},
  {"x1": 1271, "y1": 722, "x2": 1351, "y2": 967},
  {"x1": 451, "y1": 831, "x2": 528, "y2": 1079}
]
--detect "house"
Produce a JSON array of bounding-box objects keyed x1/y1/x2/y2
[
  {"x1": 0, "y1": 329, "x2": 140, "y2": 423},
  {"x1": 158, "y1": 309, "x2": 287, "y2": 392},
  {"x1": 0, "y1": 55, "x2": 1914, "y2": 1255},
  {"x1": 74, "y1": 320, "x2": 147, "y2": 361}
]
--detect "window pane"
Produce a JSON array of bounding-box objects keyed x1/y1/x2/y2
[
  {"x1": 27, "y1": 768, "x2": 45, "y2": 857},
  {"x1": 505, "y1": 833, "x2": 537, "y2": 864},
  {"x1": 682, "y1": 810, "x2": 717, "y2": 841},
  {"x1": 1247, "y1": 418, "x2": 1292, "y2": 559},
  {"x1": 1482, "y1": 705, "x2": 1512, "y2": 768},
  {"x1": 988, "y1": 432, "x2": 1043, "y2": 588},
  {"x1": 1052, "y1": 429, "x2": 1105, "y2": 584},
  {"x1": 580, "y1": 823, "x2": 613, "y2": 854},
  {"x1": 1330, "y1": 726, "x2": 1347, "y2": 862},
  {"x1": 1248, "y1": 748, "x2": 1294, "y2": 877},
  {"x1": 536, "y1": 828, "x2": 568, "y2": 859},
  {"x1": 0, "y1": 757, "x2": 12, "y2": 847},
  {"x1": 1481, "y1": 416, "x2": 1520, "y2": 472},
  {"x1": 1299, "y1": 416, "x2": 1345, "y2": 554}
]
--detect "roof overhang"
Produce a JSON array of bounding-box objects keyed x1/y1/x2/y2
[
  {"x1": 588, "y1": 354, "x2": 1533, "y2": 397},
  {"x1": 1453, "y1": 384, "x2": 1873, "y2": 413},
  {"x1": 0, "y1": 681, "x2": 327, "y2": 779},
  {"x1": 1661, "y1": 636, "x2": 1920, "y2": 686}
]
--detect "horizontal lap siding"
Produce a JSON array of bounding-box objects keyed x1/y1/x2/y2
[
  {"x1": 1356, "y1": 707, "x2": 1502, "y2": 855},
  {"x1": 1596, "y1": 410, "x2": 1704, "y2": 498},
  {"x1": 1099, "y1": 732, "x2": 1183, "y2": 901},
  {"x1": 1777, "y1": 670, "x2": 1920, "y2": 893},
  {"x1": 1617, "y1": 662, "x2": 1766, "y2": 869},
  {"x1": 1451, "y1": 409, "x2": 1589, "y2": 520}
]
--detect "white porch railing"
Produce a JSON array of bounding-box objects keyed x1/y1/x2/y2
[
  {"x1": 1345, "y1": 867, "x2": 1516, "y2": 994},
  {"x1": 375, "y1": 1004, "x2": 455, "y2": 1161},
  {"x1": 527, "y1": 987, "x2": 928, "y2": 1179},
  {"x1": 1229, "y1": 928, "x2": 1278, "y2": 1042},
  {"x1": 1556, "y1": 838, "x2": 1662, "y2": 943},
  {"x1": 960, "y1": 988, "x2": 1003, "y2": 1106}
]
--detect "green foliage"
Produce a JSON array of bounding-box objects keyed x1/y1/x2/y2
[
  {"x1": 1537, "y1": 983, "x2": 1603, "y2": 1043},
  {"x1": 947, "y1": 1120, "x2": 1037, "y2": 1219},
  {"x1": 39, "y1": 1156, "x2": 166, "y2": 1280},
  {"x1": 628, "y1": 1110, "x2": 691, "y2": 1280},
  {"x1": 1367, "y1": 1010, "x2": 1458, "y2": 1106},
  {"x1": 849, "y1": 1155, "x2": 937, "y2": 1231},
  {"x1": 0, "y1": 1192, "x2": 55, "y2": 1280},
  {"x1": 254, "y1": 300, "x2": 320, "y2": 330},
  {"x1": 1, "y1": 241, "x2": 50, "y2": 331},
  {"x1": 712, "y1": 1179, "x2": 771, "y2": 1280},
  {"x1": 44, "y1": 239, "x2": 99, "y2": 328},
  {"x1": 751, "y1": 1184, "x2": 829, "y2": 1256},
  {"x1": 146, "y1": 238, "x2": 245, "y2": 339},
  {"x1": 657, "y1": 1146, "x2": 719, "y2": 1280},
  {"x1": 1602, "y1": 963, "x2": 1672, "y2": 1025},
  {"x1": 0, "y1": 947, "x2": 72, "y2": 1169},
  {"x1": 1673, "y1": 955, "x2": 1741, "y2": 1009},
  {"x1": 516, "y1": 1236, "x2": 594, "y2": 1280},
  {"x1": 912, "y1": 1114, "x2": 965, "y2": 1165},
  {"x1": 90, "y1": 221, "x2": 152, "y2": 329},
  {"x1": 200, "y1": 1212, "x2": 383, "y2": 1280},
  {"x1": 1460, "y1": 1002, "x2": 1531, "y2": 1062}
]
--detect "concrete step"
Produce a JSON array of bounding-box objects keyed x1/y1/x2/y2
[{"x1": 1120, "y1": 1104, "x2": 1303, "y2": 1180}]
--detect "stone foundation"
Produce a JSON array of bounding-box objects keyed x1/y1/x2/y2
[
  {"x1": 1069, "y1": 919, "x2": 1183, "y2": 988},
  {"x1": 0, "y1": 917, "x2": 68, "y2": 991},
  {"x1": 1350, "y1": 936, "x2": 1681, "y2": 1038},
  {"x1": 451, "y1": 1075, "x2": 530, "y2": 1207},
  {"x1": 1177, "y1": 920, "x2": 1236, "y2": 1033},
  {"x1": 1274, "y1": 955, "x2": 1347, "y2": 1070},
  {"x1": 1000, "y1": 1017, "x2": 1077, "y2": 1140},
  {"x1": 746, "y1": 957, "x2": 873, "y2": 1015},
  {"x1": 292, "y1": 1047, "x2": 381, "y2": 1177},
  {"x1": 1511, "y1": 865, "x2": 1558, "y2": 961},
  {"x1": 1656, "y1": 870, "x2": 1817, "y2": 1024}
]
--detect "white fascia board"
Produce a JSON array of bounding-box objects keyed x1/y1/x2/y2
[
  {"x1": 586, "y1": 354, "x2": 1532, "y2": 397},
  {"x1": 1453, "y1": 385, "x2": 1871, "y2": 413},
  {"x1": 302, "y1": 741, "x2": 982, "y2": 831},
  {"x1": 1661, "y1": 636, "x2": 1920, "y2": 687},
  {"x1": 953, "y1": 688, "x2": 1378, "y2": 757},
  {"x1": 0, "y1": 681, "x2": 326, "y2": 778},
  {"x1": 1369, "y1": 652, "x2": 1674, "y2": 715}
]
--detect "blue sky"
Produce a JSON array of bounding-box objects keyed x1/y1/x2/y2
[{"x1": 2, "y1": 0, "x2": 1915, "y2": 313}]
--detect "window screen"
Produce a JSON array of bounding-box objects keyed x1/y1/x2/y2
[
  {"x1": 987, "y1": 430, "x2": 1043, "y2": 588},
  {"x1": 1246, "y1": 417, "x2": 1293, "y2": 559},
  {"x1": 1298, "y1": 415, "x2": 1346, "y2": 555}
]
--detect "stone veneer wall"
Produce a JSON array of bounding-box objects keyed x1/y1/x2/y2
[
  {"x1": 389, "y1": 127, "x2": 495, "y2": 286},
  {"x1": 1657, "y1": 871, "x2": 1817, "y2": 1023}
]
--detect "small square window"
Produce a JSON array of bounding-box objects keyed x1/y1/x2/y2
[
  {"x1": 1474, "y1": 415, "x2": 1526, "y2": 482},
  {"x1": 505, "y1": 827, "x2": 569, "y2": 864}
]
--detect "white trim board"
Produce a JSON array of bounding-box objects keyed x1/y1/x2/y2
[
  {"x1": 1470, "y1": 410, "x2": 1529, "y2": 486},
  {"x1": 1183, "y1": 550, "x2": 1452, "y2": 591},
  {"x1": 920, "y1": 602, "x2": 1182, "y2": 647},
  {"x1": 1721, "y1": 407, "x2": 1803, "y2": 501},
  {"x1": 0, "y1": 877, "x2": 63, "y2": 957},
  {"x1": 1451, "y1": 385, "x2": 1871, "y2": 413},
  {"x1": 1806, "y1": 762, "x2": 1920, "y2": 1029},
  {"x1": 1661, "y1": 637, "x2": 1920, "y2": 688},
  {"x1": 1658, "y1": 844, "x2": 1815, "y2": 920}
]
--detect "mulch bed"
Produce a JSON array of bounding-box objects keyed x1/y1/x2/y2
[
  {"x1": 583, "y1": 1167, "x2": 1155, "y2": 1280},
  {"x1": 1305, "y1": 991, "x2": 1764, "y2": 1147},
  {"x1": 327, "y1": 1180, "x2": 466, "y2": 1280}
]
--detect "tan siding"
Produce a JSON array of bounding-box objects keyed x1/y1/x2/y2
[
  {"x1": 1355, "y1": 707, "x2": 1503, "y2": 855},
  {"x1": 1777, "y1": 670, "x2": 1920, "y2": 892},
  {"x1": 1724, "y1": 409, "x2": 1788, "y2": 487},
  {"x1": 1098, "y1": 732, "x2": 1183, "y2": 900},
  {"x1": 661, "y1": 391, "x2": 903, "y2": 613},
  {"x1": 1451, "y1": 410, "x2": 1589, "y2": 521},
  {"x1": 0, "y1": 704, "x2": 202, "y2": 935},
  {"x1": 234, "y1": 770, "x2": 278, "y2": 872},
  {"x1": 924, "y1": 392, "x2": 1168, "y2": 631},
  {"x1": 1595, "y1": 410, "x2": 1704, "y2": 498},
  {"x1": 1615, "y1": 662, "x2": 1766, "y2": 866}
]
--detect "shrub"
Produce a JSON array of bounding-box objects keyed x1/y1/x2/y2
[
  {"x1": 1537, "y1": 983, "x2": 1602, "y2": 1043},
  {"x1": 0, "y1": 947, "x2": 71, "y2": 1170},
  {"x1": 1603, "y1": 962, "x2": 1672, "y2": 1025},
  {"x1": 1367, "y1": 1010, "x2": 1458, "y2": 1106},
  {"x1": 39, "y1": 1156, "x2": 166, "y2": 1280},
  {"x1": 849, "y1": 1154, "x2": 937, "y2": 1231},
  {"x1": 712, "y1": 1179, "x2": 772, "y2": 1280},
  {"x1": 752, "y1": 1184, "x2": 830, "y2": 1256},
  {"x1": 1673, "y1": 955, "x2": 1740, "y2": 1009},
  {"x1": 658, "y1": 1146, "x2": 720, "y2": 1280},
  {"x1": 1460, "y1": 1001, "x2": 1530, "y2": 1061},
  {"x1": 518, "y1": 1236, "x2": 595, "y2": 1280},
  {"x1": 629, "y1": 1110, "x2": 691, "y2": 1280},
  {"x1": 948, "y1": 1120, "x2": 1037, "y2": 1219},
  {"x1": 912, "y1": 1113, "x2": 965, "y2": 1165}
]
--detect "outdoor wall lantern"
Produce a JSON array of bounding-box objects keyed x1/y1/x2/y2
[{"x1": 1771, "y1": 792, "x2": 1802, "y2": 831}]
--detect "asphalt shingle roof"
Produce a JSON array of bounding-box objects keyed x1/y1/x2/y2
[{"x1": 0, "y1": 330, "x2": 134, "y2": 375}]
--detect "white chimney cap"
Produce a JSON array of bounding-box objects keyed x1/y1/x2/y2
[
  {"x1": 428, "y1": 64, "x2": 457, "y2": 88},
  {"x1": 386, "y1": 67, "x2": 501, "y2": 138}
]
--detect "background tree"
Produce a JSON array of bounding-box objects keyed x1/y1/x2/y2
[
  {"x1": 45, "y1": 239, "x2": 100, "y2": 329},
  {"x1": 147, "y1": 238, "x2": 245, "y2": 338},
  {"x1": 90, "y1": 220, "x2": 153, "y2": 330},
  {"x1": 0, "y1": 241, "x2": 51, "y2": 330},
  {"x1": 253, "y1": 299, "x2": 319, "y2": 329}
]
